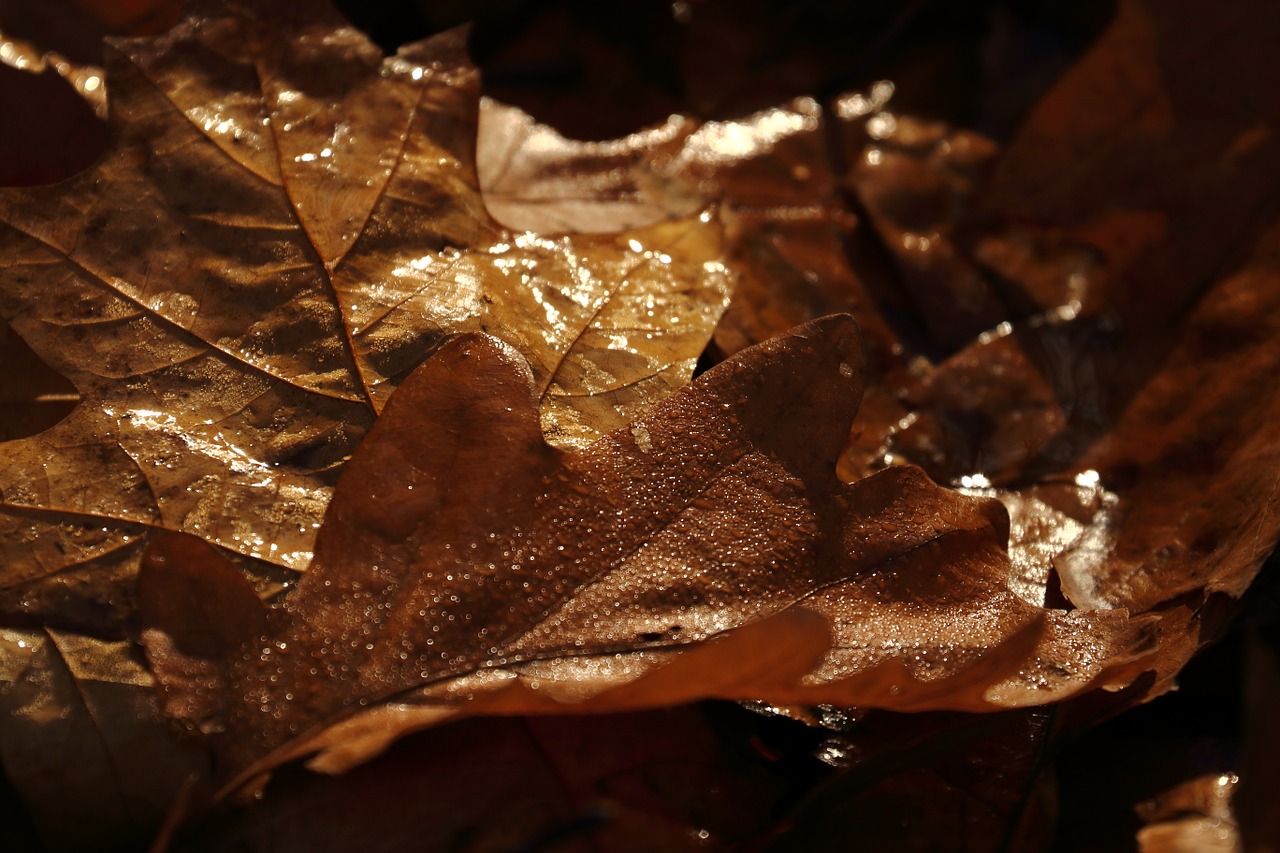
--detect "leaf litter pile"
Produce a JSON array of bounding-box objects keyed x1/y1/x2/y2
[{"x1": 1, "y1": 0, "x2": 1279, "y2": 849}]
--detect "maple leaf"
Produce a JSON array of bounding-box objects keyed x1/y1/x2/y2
[
  {"x1": 0, "y1": 0, "x2": 730, "y2": 631},
  {"x1": 140, "y1": 315, "x2": 1154, "y2": 788}
]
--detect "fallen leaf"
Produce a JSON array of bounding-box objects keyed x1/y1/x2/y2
[
  {"x1": 843, "y1": 108, "x2": 1007, "y2": 353},
  {"x1": 476, "y1": 92, "x2": 916, "y2": 477},
  {"x1": 477, "y1": 97, "x2": 701, "y2": 234},
  {"x1": 824, "y1": 4, "x2": 1280, "y2": 838},
  {"x1": 878, "y1": 0, "x2": 1280, "y2": 643},
  {"x1": 140, "y1": 315, "x2": 1153, "y2": 788},
  {"x1": 476, "y1": 93, "x2": 904, "y2": 367},
  {"x1": 468, "y1": 2, "x2": 1280, "y2": 845},
  {"x1": 0, "y1": 0, "x2": 730, "y2": 632},
  {"x1": 7, "y1": 0, "x2": 1280, "y2": 847}
]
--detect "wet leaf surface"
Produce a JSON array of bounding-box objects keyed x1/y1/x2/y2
[
  {"x1": 3, "y1": 0, "x2": 1280, "y2": 849},
  {"x1": 0, "y1": 0, "x2": 729, "y2": 633},
  {"x1": 473, "y1": 0, "x2": 1280, "y2": 711},
  {"x1": 140, "y1": 316, "x2": 1154, "y2": 789}
]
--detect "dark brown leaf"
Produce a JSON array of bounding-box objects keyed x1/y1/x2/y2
[
  {"x1": 140, "y1": 316, "x2": 1153, "y2": 788},
  {"x1": 467, "y1": 3, "x2": 1280, "y2": 846},
  {"x1": 137, "y1": 532, "x2": 270, "y2": 736},
  {"x1": 879, "y1": 0, "x2": 1280, "y2": 636},
  {"x1": 843, "y1": 108, "x2": 1006, "y2": 353}
]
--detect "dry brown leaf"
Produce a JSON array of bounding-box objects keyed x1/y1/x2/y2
[
  {"x1": 0, "y1": 0, "x2": 729, "y2": 632},
  {"x1": 140, "y1": 315, "x2": 1154, "y2": 788}
]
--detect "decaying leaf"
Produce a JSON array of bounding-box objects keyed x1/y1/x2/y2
[
  {"x1": 477, "y1": 91, "x2": 917, "y2": 478},
  {"x1": 873, "y1": 0, "x2": 1280, "y2": 687},
  {"x1": 484, "y1": 0, "x2": 1280, "y2": 679},
  {"x1": 140, "y1": 315, "x2": 1154, "y2": 787},
  {"x1": 0, "y1": 0, "x2": 730, "y2": 632}
]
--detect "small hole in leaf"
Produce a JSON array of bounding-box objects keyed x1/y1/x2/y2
[{"x1": 0, "y1": 320, "x2": 79, "y2": 441}]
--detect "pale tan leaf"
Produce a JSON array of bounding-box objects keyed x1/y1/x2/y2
[{"x1": 0, "y1": 1, "x2": 730, "y2": 631}]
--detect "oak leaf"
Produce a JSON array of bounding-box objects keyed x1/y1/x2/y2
[
  {"x1": 8, "y1": 0, "x2": 1280, "y2": 847},
  {"x1": 140, "y1": 315, "x2": 1153, "y2": 787},
  {"x1": 465, "y1": 15, "x2": 1280, "y2": 844},
  {"x1": 0, "y1": 0, "x2": 730, "y2": 631},
  {"x1": 478, "y1": 0, "x2": 1280, "y2": 706}
]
